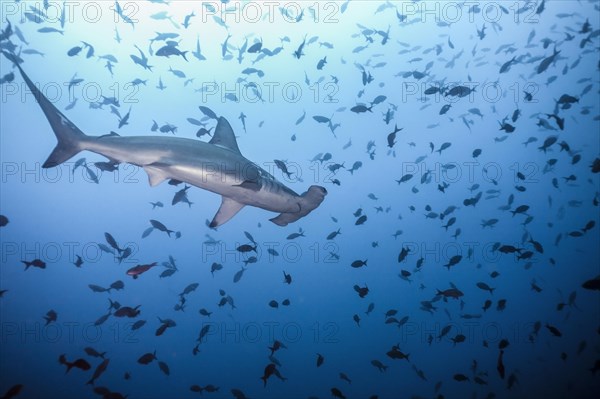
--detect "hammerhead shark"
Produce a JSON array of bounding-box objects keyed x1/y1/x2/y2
[{"x1": 7, "y1": 59, "x2": 327, "y2": 227}]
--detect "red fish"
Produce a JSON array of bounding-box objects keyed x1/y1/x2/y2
[{"x1": 126, "y1": 262, "x2": 157, "y2": 279}]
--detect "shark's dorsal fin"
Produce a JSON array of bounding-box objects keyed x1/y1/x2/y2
[
  {"x1": 210, "y1": 197, "x2": 245, "y2": 227},
  {"x1": 209, "y1": 117, "x2": 241, "y2": 154}
]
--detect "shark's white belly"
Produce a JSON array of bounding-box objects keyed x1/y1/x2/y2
[{"x1": 169, "y1": 163, "x2": 301, "y2": 213}]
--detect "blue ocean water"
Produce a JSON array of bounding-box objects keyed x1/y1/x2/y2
[{"x1": 0, "y1": 1, "x2": 599, "y2": 398}]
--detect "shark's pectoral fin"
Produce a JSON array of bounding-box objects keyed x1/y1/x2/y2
[
  {"x1": 210, "y1": 197, "x2": 245, "y2": 228},
  {"x1": 269, "y1": 213, "x2": 294, "y2": 227},
  {"x1": 143, "y1": 163, "x2": 170, "y2": 187}
]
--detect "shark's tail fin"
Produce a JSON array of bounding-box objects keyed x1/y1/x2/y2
[
  {"x1": 9, "y1": 56, "x2": 88, "y2": 168},
  {"x1": 270, "y1": 185, "x2": 327, "y2": 226}
]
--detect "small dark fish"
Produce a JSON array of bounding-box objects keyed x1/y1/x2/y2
[
  {"x1": 444, "y1": 255, "x2": 462, "y2": 270},
  {"x1": 582, "y1": 275, "x2": 600, "y2": 291},
  {"x1": 233, "y1": 267, "x2": 246, "y2": 283},
  {"x1": 67, "y1": 46, "x2": 82, "y2": 56},
  {"x1": 84, "y1": 347, "x2": 106, "y2": 359},
  {"x1": 537, "y1": 47, "x2": 560, "y2": 74},
  {"x1": 236, "y1": 244, "x2": 257, "y2": 253},
  {"x1": 497, "y1": 350, "x2": 505, "y2": 379},
  {"x1": 181, "y1": 283, "x2": 199, "y2": 296},
  {"x1": 353, "y1": 284, "x2": 369, "y2": 298},
  {"x1": 114, "y1": 306, "x2": 141, "y2": 318},
  {"x1": 498, "y1": 245, "x2": 521, "y2": 254},
  {"x1": 21, "y1": 259, "x2": 46, "y2": 270},
  {"x1": 261, "y1": 363, "x2": 276, "y2": 387},
  {"x1": 483, "y1": 300, "x2": 492, "y2": 312},
  {"x1": 198, "y1": 106, "x2": 218, "y2": 120},
  {"x1": 316, "y1": 353, "x2": 324, "y2": 367},
  {"x1": 0, "y1": 215, "x2": 8, "y2": 227},
  {"x1": 86, "y1": 358, "x2": 109, "y2": 385},
  {"x1": 582, "y1": 220, "x2": 596, "y2": 233},
  {"x1": 287, "y1": 231, "x2": 305, "y2": 240},
  {"x1": 387, "y1": 125, "x2": 402, "y2": 148},
  {"x1": 436, "y1": 142, "x2": 451, "y2": 154},
  {"x1": 439, "y1": 104, "x2": 452, "y2": 115},
  {"x1": 243, "y1": 232, "x2": 256, "y2": 246},
  {"x1": 137, "y1": 351, "x2": 157, "y2": 365},
  {"x1": 109, "y1": 280, "x2": 125, "y2": 291},
  {"x1": 131, "y1": 320, "x2": 146, "y2": 330},
  {"x1": 94, "y1": 312, "x2": 111, "y2": 326},
  {"x1": 158, "y1": 361, "x2": 170, "y2": 376},
  {"x1": 59, "y1": 354, "x2": 91, "y2": 373},
  {"x1": 88, "y1": 284, "x2": 107, "y2": 293},
  {"x1": 476, "y1": 282, "x2": 495, "y2": 294},
  {"x1": 437, "y1": 288, "x2": 464, "y2": 299},
  {"x1": 497, "y1": 299, "x2": 507, "y2": 311},
  {"x1": 331, "y1": 387, "x2": 346, "y2": 399},
  {"x1": 172, "y1": 185, "x2": 193, "y2": 208},
  {"x1": 247, "y1": 40, "x2": 262, "y2": 53},
  {"x1": 371, "y1": 359, "x2": 388, "y2": 372},
  {"x1": 190, "y1": 385, "x2": 202, "y2": 393},
  {"x1": 104, "y1": 232, "x2": 122, "y2": 254},
  {"x1": 327, "y1": 229, "x2": 341, "y2": 240},
  {"x1": 72, "y1": 255, "x2": 83, "y2": 268},
  {"x1": 398, "y1": 247, "x2": 410, "y2": 263},
  {"x1": 156, "y1": 317, "x2": 176, "y2": 336},
  {"x1": 355, "y1": 215, "x2": 367, "y2": 225},
  {"x1": 210, "y1": 262, "x2": 223, "y2": 276},
  {"x1": 451, "y1": 334, "x2": 466, "y2": 346},
  {"x1": 38, "y1": 27, "x2": 64, "y2": 35},
  {"x1": 156, "y1": 44, "x2": 188, "y2": 61},
  {"x1": 0, "y1": 384, "x2": 23, "y2": 399},
  {"x1": 316, "y1": 56, "x2": 327, "y2": 70},
  {"x1": 150, "y1": 220, "x2": 174, "y2": 236},
  {"x1": 545, "y1": 323, "x2": 562, "y2": 337},
  {"x1": 350, "y1": 104, "x2": 373, "y2": 113},
  {"x1": 283, "y1": 271, "x2": 292, "y2": 284},
  {"x1": 511, "y1": 205, "x2": 530, "y2": 216},
  {"x1": 396, "y1": 174, "x2": 413, "y2": 184},
  {"x1": 339, "y1": 372, "x2": 352, "y2": 384},
  {"x1": 538, "y1": 136, "x2": 558, "y2": 153},
  {"x1": 160, "y1": 268, "x2": 177, "y2": 278}
]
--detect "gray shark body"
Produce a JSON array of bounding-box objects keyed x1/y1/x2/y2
[{"x1": 14, "y1": 62, "x2": 327, "y2": 227}]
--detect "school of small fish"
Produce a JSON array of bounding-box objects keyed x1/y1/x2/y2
[{"x1": 0, "y1": 1, "x2": 599, "y2": 399}]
